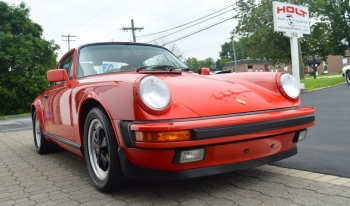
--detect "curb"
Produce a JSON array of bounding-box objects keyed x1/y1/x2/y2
[
  {"x1": 301, "y1": 82, "x2": 347, "y2": 94},
  {"x1": 255, "y1": 165, "x2": 350, "y2": 187}
]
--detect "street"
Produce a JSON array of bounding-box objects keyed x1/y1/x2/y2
[
  {"x1": 0, "y1": 115, "x2": 32, "y2": 133},
  {"x1": 272, "y1": 83, "x2": 350, "y2": 178}
]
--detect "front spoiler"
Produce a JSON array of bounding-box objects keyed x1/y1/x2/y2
[{"x1": 118, "y1": 146, "x2": 297, "y2": 180}]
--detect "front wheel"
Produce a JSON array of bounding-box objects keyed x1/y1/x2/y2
[
  {"x1": 84, "y1": 107, "x2": 127, "y2": 192},
  {"x1": 346, "y1": 71, "x2": 350, "y2": 85},
  {"x1": 32, "y1": 111, "x2": 58, "y2": 154}
]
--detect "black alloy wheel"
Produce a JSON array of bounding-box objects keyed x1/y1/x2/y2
[
  {"x1": 84, "y1": 107, "x2": 127, "y2": 192},
  {"x1": 32, "y1": 111, "x2": 58, "y2": 154}
]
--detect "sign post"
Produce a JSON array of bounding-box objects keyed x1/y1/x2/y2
[
  {"x1": 273, "y1": 1, "x2": 310, "y2": 88},
  {"x1": 284, "y1": 32, "x2": 303, "y2": 83}
]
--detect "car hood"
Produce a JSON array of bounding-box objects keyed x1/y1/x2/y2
[{"x1": 159, "y1": 73, "x2": 296, "y2": 117}]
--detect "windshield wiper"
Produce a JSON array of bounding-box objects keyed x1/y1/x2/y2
[
  {"x1": 149, "y1": 65, "x2": 178, "y2": 70},
  {"x1": 136, "y1": 65, "x2": 180, "y2": 72},
  {"x1": 182, "y1": 67, "x2": 193, "y2": 72}
]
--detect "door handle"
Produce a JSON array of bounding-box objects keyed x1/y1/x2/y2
[{"x1": 44, "y1": 94, "x2": 48, "y2": 98}]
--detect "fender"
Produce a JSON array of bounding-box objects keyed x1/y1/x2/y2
[
  {"x1": 31, "y1": 98, "x2": 45, "y2": 131},
  {"x1": 75, "y1": 86, "x2": 127, "y2": 147}
]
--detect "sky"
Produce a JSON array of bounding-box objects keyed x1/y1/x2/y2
[{"x1": 5, "y1": 0, "x2": 238, "y2": 61}]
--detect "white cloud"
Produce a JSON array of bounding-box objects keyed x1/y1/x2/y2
[{"x1": 6, "y1": 0, "x2": 238, "y2": 62}]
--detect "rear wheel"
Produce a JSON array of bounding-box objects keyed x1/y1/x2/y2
[
  {"x1": 346, "y1": 71, "x2": 350, "y2": 85},
  {"x1": 84, "y1": 107, "x2": 127, "y2": 192},
  {"x1": 32, "y1": 111, "x2": 58, "y2": 154}
]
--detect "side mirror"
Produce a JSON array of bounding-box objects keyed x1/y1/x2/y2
[
  {"x1": 47, "y1": 69, "x2": 69, "y2": 82},
  {"x1": 198, "y1": 67, "x2": 210, "y2": 75}
]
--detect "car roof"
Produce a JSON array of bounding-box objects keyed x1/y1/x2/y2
[{"x1": 74, "y1": 42, "x2": 167, "y2": 51}]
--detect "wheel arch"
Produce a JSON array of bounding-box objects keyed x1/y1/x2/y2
[
  {"x1": 31, "y1": 104, "x2": 36, "y2": 118},
  {"x1": 31, "y1": 101, "x2": 45, "y2": 131},
  {"x1": 78, "y1": 98, "x2": 121, "y2": 155}
]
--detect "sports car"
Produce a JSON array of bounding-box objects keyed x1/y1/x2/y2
[{"x1": 31, "y1": 42, "x2": 316, "y2": 192}]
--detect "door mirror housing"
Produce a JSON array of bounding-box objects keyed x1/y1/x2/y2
[
  {"x1": 47, "y1": 69, "x2": 69, "y2": 82},
  {"x1": 198, "y1": 67, "x2": 210, "y2": 75}
]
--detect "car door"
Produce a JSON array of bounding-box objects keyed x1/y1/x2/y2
[{"x1": 43, "y1": 53, "x2": 75, "y2": 141}]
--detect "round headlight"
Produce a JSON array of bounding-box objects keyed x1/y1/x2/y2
[
  {"x1": 280, "y1": 74, "x2": 300, "y2": 99},
  {"x1": 139, "y1": 76, "x2": 170, "y2": 111}
]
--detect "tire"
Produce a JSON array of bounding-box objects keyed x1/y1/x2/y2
[
  {"x1": 32, "y1": 111, "x2": 59, "y2": 154},
  {"x1": 346, "y1": 71, "x2": 350, "y2": 85},
  {"x1": 83, "y1": 107, "x2": 127, "y2": 192}
]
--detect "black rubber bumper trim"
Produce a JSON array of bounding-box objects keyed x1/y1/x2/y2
[
  {"x1": 118, "y1": 146, "x2": 298, "y2": 180},
  {"x1": 43, "y1": 132, "x2": 81, "y2": 150},
  {"x1": 119, "y1": 121, "x2": 135, "y2": 147},
  {"x1": 191, "y1": 115, "x2": 315, "y2": 140}
]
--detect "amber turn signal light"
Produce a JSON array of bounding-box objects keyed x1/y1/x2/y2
[{"x1": 135, "y1": 130, "x2": 190, "y2": 142}]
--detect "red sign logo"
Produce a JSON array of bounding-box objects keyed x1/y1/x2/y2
[{"x1": 277, "y1": 6, "x2": 307, "y2": 17}]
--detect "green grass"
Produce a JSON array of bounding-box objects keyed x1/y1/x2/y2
[
  {"x1": 305, "y1": 73, "x2": 341, "y2": 78},
  {"x1": 0, "y1": 113, "x2": 31, "y2": 119},
  {"x1": 320, "y1": 73, "x2": 342, "y2": 76},
  {"x1": 301, "y1": 76, "x2": 345, "y2": 91}
]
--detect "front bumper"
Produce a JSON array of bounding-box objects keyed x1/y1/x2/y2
[
  {"x1": 118, "y1": 146, "x2": 298, "y2": 180},
  {"x1": 116, "y1": 106, "x2": 315, "y2": 179}
]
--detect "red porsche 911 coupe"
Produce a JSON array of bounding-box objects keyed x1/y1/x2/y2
[{"x1": 31, "y1": 42, "x2": 315, "y2": 192}]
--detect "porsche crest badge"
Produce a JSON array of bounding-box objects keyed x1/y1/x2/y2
[{"x1": 236, "y1": 99, "x2": 246, "y2": 105}]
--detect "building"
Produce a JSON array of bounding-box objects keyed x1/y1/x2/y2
[
  {"x1": 223, "y1": 54, "x2": 349, "y2": 75},
  {"x1": 224, "y1": 59, "x2": 283, "y2": 73}
]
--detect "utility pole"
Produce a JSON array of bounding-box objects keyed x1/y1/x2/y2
[
  {"x1": 231, "y1": 36, "x2": 237, "y2": 72},
  {"x1": 62, "y1": 34, "x2": 76, "y2": 51},
  {"x1": 122, "y1": 19, "x2": 144, "y2": 42}
]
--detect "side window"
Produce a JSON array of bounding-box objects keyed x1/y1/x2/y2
[{"x1": 58, "y1": 55, "x2": 73, "y2": 78}]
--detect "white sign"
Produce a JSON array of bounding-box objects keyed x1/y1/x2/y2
[{"x1": 273, "y1": 1, "x2": 310, "y2": 34}]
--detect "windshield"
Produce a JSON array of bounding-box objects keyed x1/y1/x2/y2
[{"x1": 77, "y1": 44, "x2": 187, "y2": 77}]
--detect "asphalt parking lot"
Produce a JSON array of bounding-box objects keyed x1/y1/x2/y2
[{"x1": 1, "y1": 130, "x2": 350, "y2": 206}]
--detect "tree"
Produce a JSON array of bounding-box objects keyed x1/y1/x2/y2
[
  {"x1": 233, "y1": 0, "x2": 293, "y2": 64},
  {"x1": 184, "y1": 57, "x2": 216, "y2": 72},
  {"x1": 303, "y1": 22, "x2": 334, "y2": 59},
  {"x1": 0, "y1": 2, "x2": 59, "y2": 115},
  {"x1": 184, "y1": 57, "x2": 200, "y2": 72},
  {"x1": 219, "y1": 39, "x2": 247, "y2": 61},
  {"x1": 200, "y1": 57, "x2": 216, "y2": 70},
  {"x1": 306, "y1": 0, "x2": 350, "y2": 59},
  {"x1": 233, "y1": 0, "x2": 350, "y2": 77},
  {"x1": 233, "y1": 0, "x2": 318, "y2": 79},
  {"x1": 152, "y1": 37, "x2": 185, "y2": 61},
  {"x1": 217, "y1": 38, "x2": 248, "y2": 70},
  {"x1": 216, "y1": 57, "x2": 231, "y2": 70}
]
